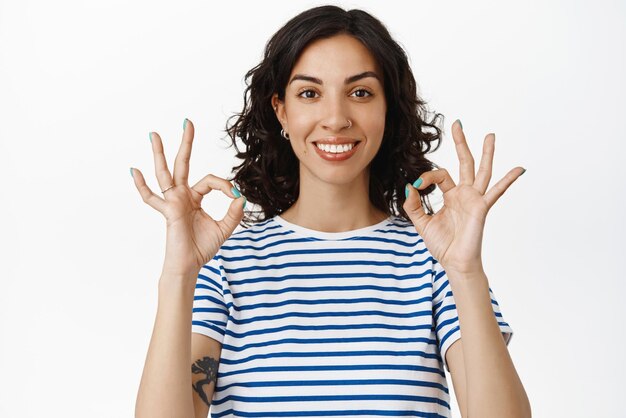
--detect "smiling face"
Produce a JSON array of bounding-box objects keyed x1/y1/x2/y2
[{"x1": 272, "y1": 33, "x2": 387, "y2": 186}]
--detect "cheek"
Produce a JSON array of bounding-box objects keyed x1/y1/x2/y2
[
  {"x1": 288, "y1": 109, "x2": 320, "y2": 135},
  {"x1": 364, "y1": 107, "x2": 386, "y2": 139}
]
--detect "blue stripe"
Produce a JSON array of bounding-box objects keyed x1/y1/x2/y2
[
  {"x1": 228, "y1": 229, "x2": 295, "y2": 242},
  {"x1": 225, "y1": 309, "x2": 434, "y2": 326},
  {"x1": 226, "y1": 295, "x2": 433, "y2": 312},
  {"x1": 436, "y1": 317, "x2": 458, "y2": 334},
  {"x1": 231, "y1": 282, "x2": 432, "y2": 299},
  {"x1": 194, "y1": 294, "x2": 228, "y2": 309},
  {"x1": 220, "y1": 236, "x2": 424, "y2": 252},
  {"x1": 223, "y1": 322, "x2": 434, "y2": 339},
  {"x1": 218, "y1": 349, "x2": 442, "y2": 366},
  {"x1": 431, "y1": 277, "x2": 448, "y2": 301},
  {"x1": 373, "y1": 228, "x2": 419, "y2": 237},
  {"x1": 194, "y1": 283, "x2": 222, "y2": 297},
  {"x1": 211, "y1": 393, "x2": 450, "y2": 410},
  {"x1": 219, "y1": 247, "x2": 431, "y2": 263},
  {"x1": 192, "y1": 320, "x2": 226, "y2": 336},
  {"x1": 216, "y1": 363, "x2": 446, "y2": 380},
  {"x1": 230, "y1": 223, "x2": 283, "y2": 238},
  {"x1": 228, "y1": 270, "x2": 433, "y2": 287},
  {"x1": 192, "y1": 307, "x2": 228, "y2": 315},
  {"x1": 217, "y1": 378, "x2": 449, "y2": 394},
  {"x1": 200, "y1": 263, "x2": 220, "y2": 276},
  {"x1": 439, "y1": 325, "x2": 460, "y2": 348},
  {"x1": 226, "y1": 258, "x2": 432, "y2": 274},
  {"x1": 196, "y1": 273, "x2": 222, "y2": 290},
  {"x1": 221, "y1": 336, "x2": 438, "y2": 353},
  {"x1": 433, "y1": 302, "x2": 455, "y2": 322},
  {"x1": 212, "y1": 408, "x2": 449, "y2": 417}
]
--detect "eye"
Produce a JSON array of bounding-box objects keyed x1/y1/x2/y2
[
  {"x1": 351, "y1": 88, "x2": 373, "y2": 98},
  {"x1": 297, "y1": 89, "x2": 319, "y2": 99}
]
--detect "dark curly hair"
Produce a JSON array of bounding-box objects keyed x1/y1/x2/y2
[{"x1": 225, "y1": 5, "x2": 445, "y2": 228}]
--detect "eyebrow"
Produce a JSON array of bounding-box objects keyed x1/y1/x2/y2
[{"x1": 288, "y1": 71, "x2": 381, "y2": 86}]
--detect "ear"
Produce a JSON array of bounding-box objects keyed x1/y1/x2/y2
[{"x1": 271, "y1": 93, "x2": 287, "y2": 128}]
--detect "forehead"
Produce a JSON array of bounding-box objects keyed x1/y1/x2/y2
[{"x1": 290, "y1": 34, "x2": 382, "y2": 81}]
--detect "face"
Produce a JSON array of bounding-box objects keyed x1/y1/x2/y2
[{"x1": 272, "y1": 33, "x2": 387, "y2": 186}]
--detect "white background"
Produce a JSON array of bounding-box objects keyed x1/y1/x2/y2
[{"x1": 1, "y1": 0, "x2": 625, "y2": 417}]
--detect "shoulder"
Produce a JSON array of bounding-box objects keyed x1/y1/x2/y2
[{"x1": 224, "y1": 217, "x2": 283, "y2": 243}]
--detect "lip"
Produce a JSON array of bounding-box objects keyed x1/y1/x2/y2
[{"x1": 313, "y1": 140, "x2": 361, "y2": 162}]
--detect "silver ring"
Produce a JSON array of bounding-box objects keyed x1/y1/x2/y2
[
  {"x1": 161, "y1": 184, "x2": 175, "y2": 194},
  {"x1": 281, "y1": 128, "x2": 290, "y2": 140},
  {"x1": 346, "y1": 119, "x2": 352, "y2": 129}
]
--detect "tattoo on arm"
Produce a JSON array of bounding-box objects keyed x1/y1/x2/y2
[{"x1": 191, "y1": 356, "x2": 219, "y2": 407}]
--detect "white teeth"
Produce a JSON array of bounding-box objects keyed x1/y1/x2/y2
[{"x1": 316, "y1": 142, "x2": 356, "y2": 153}]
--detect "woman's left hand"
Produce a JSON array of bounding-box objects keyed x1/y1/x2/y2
[{"x1": 403, "y1": 120, "x2": 525, "y2": 276}]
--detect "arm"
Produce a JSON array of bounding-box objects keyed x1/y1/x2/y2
[
  {"x1": 135, "y1": 273, "x2": 198, "y2": 418},
  {"x1": 131, "y1": 119, "x2": 243, "y2": 417},
  {"x1": 191, "y1": 333, "x2": 222, "y2": 418},
  {"x1": 445, "y1": 269, "x2": 531, "y2": 418},
  {"x1": 446, "y1": 339, "x2": 468, "y2": 418}
]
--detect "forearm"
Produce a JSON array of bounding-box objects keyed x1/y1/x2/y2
[
  {"x1": 135, "y1": 272, "x2": 197, "y2": 418},
  {"x1": 446, "y1": 269, "x2": 531, "y2": 418}
]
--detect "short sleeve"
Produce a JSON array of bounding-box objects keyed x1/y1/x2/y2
[
  {"x1": 431, "y1": 258, "x2": 514, "y2": 373},
  {"x1": 191, "y1": 252, "x2": 229, "y2": 344}
]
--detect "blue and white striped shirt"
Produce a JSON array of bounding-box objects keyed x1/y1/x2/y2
[{"x1": 192, "y1": 214, "x2": 513, "y2": 417}]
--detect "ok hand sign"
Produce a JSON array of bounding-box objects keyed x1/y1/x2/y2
[
  {"x1": 130, "y1": 119, "x2": 246, "y2": 278},
  {"x1": 403, "y1": 120, "x2": 525, "y2": 276}
]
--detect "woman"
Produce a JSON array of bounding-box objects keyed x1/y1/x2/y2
[{"x1": 132, "y1": 5, "x2": 530, "y2": 418}]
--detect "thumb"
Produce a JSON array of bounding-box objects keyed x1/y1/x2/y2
[
  {"x1": 403, "y1": 180, "x2": 429, "y2": 235},
  {"x1": 218, "y1": 196, "x2": 246, "y2": 238}
]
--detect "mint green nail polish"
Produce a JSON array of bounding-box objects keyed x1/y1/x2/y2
[
  {"x1": 520, "y1": 168, "x2": 526, "y2": 176},
  {"x1": 456, "y1": 119, "x2": 463, "y2": 129},
  {"x1": 148, "y1": 132, "x2": 152, "y2": 143},
  {"x1": 183, "y1": 118, "x2": 187, "y2": 130},
  {"x1": 412, "y1": 178, "x2": 423, "y2": 189},
  {"x1": 243, "y1": 197, "x2": 247, "y2": 209},
  {"x1": 405, "y1": 184, "x2": 410, "y2": 199},
  {"x1": 130, "y1": 167, "x2": 134, "y2": 177},
  {"x1": 231, "y1": 187, "x2": 241, "y2": 198}
]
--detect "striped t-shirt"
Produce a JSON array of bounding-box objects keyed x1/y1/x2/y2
[{"x1": 192, "y1": 214, "x2": 513, "y2": 417}]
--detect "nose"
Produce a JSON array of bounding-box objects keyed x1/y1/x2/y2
[{"x1": 321, "y1": 94, "x2": 351, "y2": 132}]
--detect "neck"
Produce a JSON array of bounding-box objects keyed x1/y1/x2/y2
[{"x1": 279, "y1": 167, "x2": 389, "y2": 233}]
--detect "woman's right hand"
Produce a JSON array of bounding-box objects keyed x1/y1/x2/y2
[{"x1": 130, "y1": 118, "x2": 246, "y2": 279}]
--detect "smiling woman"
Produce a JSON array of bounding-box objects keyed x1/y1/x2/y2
[
  {"x1": 225, "y1": 7, "x2": 445, "y2": 228},
  {"x1": 271, "y1": 34, "x2": 387, "y2": 210},
  {"x1": 132, "y1": 5, "x2": 530, "y2": 418}
]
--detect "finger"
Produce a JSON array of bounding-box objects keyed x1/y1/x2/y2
[
  {"x1": 403, "y1": 181, "x2": 431, "y2": 236},
  {"x1": 411, "y1": 168, "x2": 457, "y2": 194},
  {"x1": 191, "y1": 173, "x2": 242, "y2": 199},
  {"x1": 149, "y1": 131, "x2": 174, "y2": 193},
  {"x1": 452, "y1": 119, "x2": 475, "y2": 185},
  {"x1": 217, "y1": 194, "x2": 247, "y2": 238},
  {"x1": 483, "y1": 167, "x2": 525, "y2": 210},
  {"x1": 130, "y1": 167, "x2": 167, "y2": 213},
  {"x1": 173, "y1": 118, "x2": 195, "y2": 185},
  {"x1": 474, "y1": 133, "x2": 495, "y2": 194}
]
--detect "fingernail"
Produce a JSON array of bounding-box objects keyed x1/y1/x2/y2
[
  {"x1": 405, "y1": 184, "x2": 410, "y2": 199},
  {"x1": 520, "y1": 168, "x2": 526, "y2": 176},
  {"x1": 412, "y1": 178, "x2": 423, "y2": 188},
  {"x1": 183, "y1": 118, "x2": 188, "y2": 130},
  {"x1": 243, "y1": 197, "x2": 247, "y2": 209},
  {"x1": 456, "y1": 119, "x2": 463, "y2": 129},
  {"x1": 130, "y1": 167, "x2": 134, "y2": 177},
  {"x1": 231, "y1": 187, "x2": 241, "y2": 198},
  {"x1": 148, "y1": 132, "x2": 152, "y2": 143}
]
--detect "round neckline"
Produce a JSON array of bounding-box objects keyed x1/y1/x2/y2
[{"x1": 273, "y1": 214, "x2": 394, "y2": 240}]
